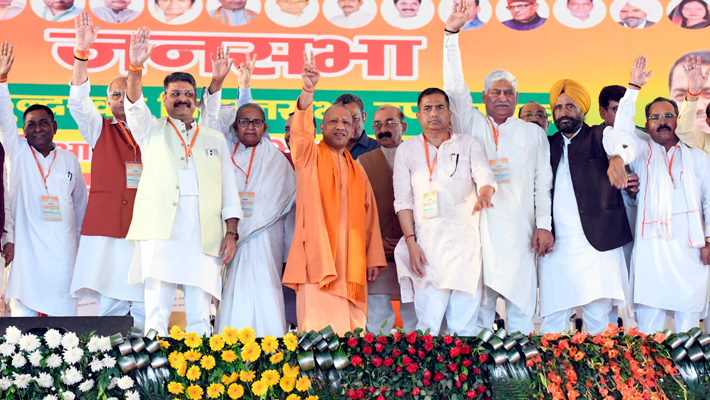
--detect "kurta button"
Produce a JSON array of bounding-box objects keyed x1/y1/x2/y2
[
  {"x1": 180, "y1": 157, "x2": 185, "y2": 160},
  {"x1": 128, "y1": 145, "x2": 133, "y2": 150},
  {"x1": 181, "y1": 143, "x2": 184, "y2": 147},
  {"x1": 176, "y1": 186, "x2": 180, "y2": 189},
  {"x1": 122, "y1": 200, "x2": 128, "y2": 205},
  {"x1": 173, "y1": 202, "x2": 177, "y2": 206}
]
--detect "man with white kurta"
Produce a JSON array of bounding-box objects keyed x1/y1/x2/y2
[
  {"x1": 68, "y1": 13, "x2": 146, "y2": 328},
  {"x1": 124, "y1": 29, "x2": 242, "y2": 336},
  {"x1": 442, "y1": 1, "x2": 553, "y2": 334},
  {"x1": 394, "y1": 88, "x2": 497, "y2": 336},
  {"x1": 539, "y1": 79, "x2": 637, "y2": 334},
  {"x1": 0, "y1": 41, "x2": 88, "y2": 316}
]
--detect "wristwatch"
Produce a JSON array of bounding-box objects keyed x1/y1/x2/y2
[{"x1": 226, "y1": 231, "x2": 237, "y2": 239}]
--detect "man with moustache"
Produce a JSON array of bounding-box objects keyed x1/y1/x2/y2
[
  {"x1": 92, "y1": 0, "x2": 140, "y2": 22},
  {"x1": 443, "y1": 1, "x2": 553, "y2": 334},
  {"x1": 618, "y1": 0, "x2": 656, "y2": 28},
  {"x1": 359, "y1": 105, "x2": 418, "y2": 333},
  {"x1": 209, "y1": 0, "x2": 258, "y2": 25},
  {"x1": 329, "y1": 0, "x2": 375, "y2": 28},
  {"x1": 394, "y1": 0, "x2": 419, "y2": 18},
  {"x1": 40, "y1": 0, "x2": 81, "y2": 21},
  {"x1": 334, "y1": 93, "x2": 379, "y2": 160},
  {"x1": 502, "y1": 0, "x2": 547, "y2": 30},
  {"x1": 0, "y1": 0, "x2": 24, "y2": 20},
  {"x1": 282, "y1": 52, "x2": 386, "y2": 335},
  {"x1": 615, "y1": 56, "x2": 710, "y2": 334},
  {"x1": 673, "y1": 52, "x2": 710, "y2": 139},
  {"x1": 519, "y1": 101, "x2": 549, "y2": 131},
  {"x1": 0, "y1": 41, "x2": 88, "y2": 317},
  {"x1": 538, "y1": 79, "x2": 637, "y2": 334},
  {"x1": 123, "y1": 29, "x2": 242, "y2": 336}
]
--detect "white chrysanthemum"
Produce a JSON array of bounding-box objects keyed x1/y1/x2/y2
[
  {"x1": 107, "y1": 377, "x2": 118, "y2": 390},
  {"x1": 88, "y1": 357, "x2": 103, "y2": 372},
  {"x1": 62, "y1": 390, "x2": 76, "y2": 400},
  {"x1": 61, "y1": 332, "x2": 79, "y2": 349},
  {"x1": 0, "y1": 343, "x2": 15, "y2": 357},
  {"x1": 0, "y1": 377, "x2": 12, "y2": 390},
  {"x1": 13, "y1": 373, "x2": 31, "y2": 389},
  {"x1": 116, "y1": 376, "x2": 134, "y2": 390},
  {"x1": 98, "y1": 336, "x2": 112, "y2": 353},
  {"x1": 11, "y1": 353, "x2": 26, "y2": 368},
  {"x1": 78, "y1": 379, "x2": 94, "y2": 392},
  {"x1": 35, "y1": 372, "x2": 53, "y2": 388},
  {"x1": 87, "y1": 337, "x2": 101, "y2": 353},
  {"x1": 61, "y1": 366, "x2": 82, "y2": 386},
  {"x1": 102, "y1": 355, "x2": 116, "y2": 369},
  {"x1": 43, "y1": 395, "x2": 58, "y2": 400},
  {"x1": 107, "y1": 397, "x2": 118, "y2": 400},
  {"x1": 18, "y1": 333, "x2": 40, "y2": 352},
  {"x1": 28, "y1": 350, "x2": 43, "y2": 367},
  {"x1": 4, "y1": 327, "x2": 21, "y2": 345},
  {"x1": 125, "y1": 390, "x2": 140, "y2": 400},
  {"x1": 63, "y1": 347, "x2": 84, "y2": 365},
  {"x1": 46, "y1": 354, "x2": 62, "y2": 368},
  {"x1": 44, "y1": 329, "x2": 62, "y2": 349}
]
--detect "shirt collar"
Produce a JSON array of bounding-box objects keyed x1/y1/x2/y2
[{"x1": 562, "y1": 127, "x2": 582, "y2": 144}]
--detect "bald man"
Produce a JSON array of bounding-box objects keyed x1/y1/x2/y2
[
  {"x1": 518, "y1": 101, "x2": 549, "y2": 131},
  {"x1": 538, "y1": 79, "x2": 638, "y2": 334}
]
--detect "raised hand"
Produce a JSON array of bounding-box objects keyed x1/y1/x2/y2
[
  {"x1": 130, "y1": 27, "x2": 155, "y2": 68},
  {"x1": 684, "y1": 55, "x2": 709, "y2": 97},
  {"x1": 302, "y1": 50, "x2": 320, "y2": 91},
  {"x1": 0, "y1": 41, "x2": 15, "y2": 80},
  {"x1": 630, "y1": 55, "x2": 653, "y2": 88},
  {"x1": 210, "y1": 43, "x2": 234, "y2": 82},
  {"x1": 237, "y1": 51, "x2": 257, "y2": 89},
  {"x1": 445, "y1": 0, "x2": 470, "y2": 33},
  {"x1": 75, "y1": 11, "x2": 99, "y2": 52}
]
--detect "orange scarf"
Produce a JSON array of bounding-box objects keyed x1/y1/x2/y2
[{"x1": 316, "y1": 141, "x2": 367, "y2": 302}]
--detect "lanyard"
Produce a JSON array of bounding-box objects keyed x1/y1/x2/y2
[
  {"x1": 487, "y1": 116, "x2": 499, "y2": 152},
  {"x1": 233, "y1": 144, "x2": 257, "y2": 185},
  {"x1": 30, "y1": 145, "x2": 57, "y2": 191},
  {"x1": 668, "y1": 144, "x2": 678, "y2": 182},
  {"x1": 424, "y1": 133, "x2": 450, "y2": 182},
  {"x1": 115, "y1": 119, "x2": 139, "y2": 162},
  {"x1": 168, "y1": 119, "x2": 200, "y2": 167}
]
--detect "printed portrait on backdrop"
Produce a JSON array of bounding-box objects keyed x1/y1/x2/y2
[
  {"x1": 669, "y1": 50, "x2": 710, "y2": 132},
  {"x1": 496, "y1": 0, "x2": 548, "y2": 30},
  {"x1": 90, "y1": 0, "x2": 142, "y2": 23},
  {"x1": 149, "y1": 0, "x2": 202, "y2": 23},
  {"x1": 552, "y1": 0, "x2": 606, "y2": 28},
  {"x1": 0, "y1": 0, "x2": 26, "y2": 20},
  {"x1": 265, "y1": 0, "x2": 318, "y2": 27},
  {"x1": 438, "y1": 0, "x2": 492, "y2": 30},
  {"x1": 324, "y1": 0, "x2": 376, "y2": 28},
  {"x1": 31, "y1": 0, "x2": 83, "y2": 21},
  {"x1": 381, "y1": 0, "x2": 434, "y2": 29},
  {"x1": 667, "y1": 0, "x2": 710, "y2": 29},
  {"x1": 610, "y1": 0, "x2": 662, "y2": 28},
  {"x1": 207, "y1": 0, "x2": 260, "y2": 25}
]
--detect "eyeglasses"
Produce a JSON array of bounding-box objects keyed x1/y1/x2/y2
[
  {"x1": 236, "y1": 118, "x2": 265, "y2": 127},
  {"x1": 167, "y1": 90, "x2": 197, "y2": 98},
  {"x1": 506, "y1": 3, "x2": 532, "y2": 10},
  {"x1": 109, "y1": 90, "x2": 126, "y2": 99},
  {"x1": 522, "y1": 112, "x2": 547, "y2": 119},
  {"x1": 647, "y1": 113, "x2": 677, "y2": 121},
  {"x1": 372, "y1": 120, "x2": 402, "y2": 130},
  {"x1": 603, "y1": 106, "x2": 619, "y2": 112}
]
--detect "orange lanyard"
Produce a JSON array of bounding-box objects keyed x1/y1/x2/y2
[
  {"x1": 424, "y1": 133, "x2": 450, "y2": 182},
  {"x1": 668, "y1": 144, "x2": 678, "y2": 182},
  {"x1": 115, "y1": 119, "x2": 139, "y2": 162},
  {"x1": 233, "y1": 144, "x2": 257, "y2": 185},
  {"x1": 30, "y1": 145, "x2": 57, "y2": 191},
  {"x1": 168, "y1": 119, "x2": 200, "y2": 165},
  {"x1": 488, "y1": 116, "x2": 499, "y2": 151}
]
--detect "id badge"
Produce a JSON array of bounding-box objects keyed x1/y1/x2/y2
[
  {"x1": 125, "y1": 162, "x2": 143, "y2": 189},
  {"x1": 239, "y1": 192, "x2": 255, "y2": 217},
  {"x1": 489, "y1": 158, "x2": 510, "y2": 183},
  {"x1": 177, "y1": 170, "x2": 199, "y2": 196},
  {"x1": 422, "y1": 190, "x2": 438, "y2": 220},
  {"x1": 42, "y1": 196, "x2": 62, "y2": 221}
]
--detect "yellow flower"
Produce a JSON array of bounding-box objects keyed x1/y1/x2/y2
[
  {"x1": 283, "y1": 333, "x2": 299, "y2": 352},
  {"x1": 227, "y1": 383, "x2": 244, "y2": 399},
  {"x1": 286, "y1": 395, "x2": 301, "y2": 400},
  {"x1": 270, "y1": 352, "x2": 284, "y2": 364},
  {"x1": 238, "y1": 327, "x2": 256, "y2": 345},
  {"x1": 222, "y1": 350, "x2": 237, "y2": 363},
  {"x1": 239, "y1": 369, "x2": 256, "y2": 383},
  {"x1": 222, "y1": 326, "x2": 239, "y2": 345},
  {"x1": 261, "y1": 370, "x2": 280, "y2": 387},
  {"x1": 305, "y1": 396, "x2": 319, "y2": 400},
  {"x1": 252, "y1": 380, "x2": 268, "y2": 397},
  {"x1": 296, "y1": 376, "x2": 311, "y2": 392},
  {"x1": 280, "y1": 376, "x2": 295, "y2": 392},
  {"x1": 186, "y1": 385, "x2": 204, "y2": 400},
  {"x1": 261, "y1": 336, "x2": 279, "y2": 353},
  {"x1": 186, "y1": 365, "x2": 201, "y2": 381},
  {"x1": 206, "y1": 383, "x2": 225, "y2": 399},
  {"x1": 200, "y1": 355, "x2": 216, "y2": 370},
  {"x1": 168, "y1": 382, "x2": 185, "y2": 395},
  {"x1": 184, "y1": 332, "x2": 203, "y2": 349},
  {"x1": 222, "y1": 372, "x2": 239, "y2": 385},
  {"x1": 241, "y1": 342, "x2": 261, "y2": 362},
  {"x1": 283, "y1": 363, "x2": 300, "y2": 378},
  {"x1": 209, "y1": 335, "x2": 226, "y2": 352},
  {"x1": 159, "y1": 340, "x2": 171, "y2": 350},
  {"x1": 177, "y1": 362, "x2": 187, "y2": 377},
  {"x1": 168, "y1": 352, "x2": 185, "y2": 369},
  {"x1": 170, "y1": 326, "x2": 186, "y2": 341},
  {"x1": 184, "y1": 350, "x2": 202, "y2": 362}
]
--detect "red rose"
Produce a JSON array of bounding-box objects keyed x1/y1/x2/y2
[
  {"x1": 384, "y1": 358, "x2": 394, "y2": 366},
  {"x1": 458, "y1": 374, "x2": 467, "y2": 382},
  {"x1": 393, "y1": 332, "x2": 402, "y2": 342},
  {"x1": 420, "y1": 334, "x2": 433, "y2": 345},
  {"x1": 357, "y1": 389, "x2": 365, "y2": 399},
  {"x1": 461, "y1": 345, "x2": 471, "y2": 355},
  {"x1": 448, "y1": 363, "x2": 458, "y2": 372},
  {"x1": 456, "y1": 381, "x2": 463, "y2": 388},
  {"x1": 423, "y1": 378, "x2": 431, "y2": 387},
  {"x1": 443, "y1": 335, "x2": 453, "y2": 344},
  {"x1": 455, "y1": 339, "x2": 463, "y2": 347},
  {"x1": 466, "y1": 389, "x2": 477, "y2": 399},
  {"x1": 348, "y1": 338, "x2": 359, "y2": 347},
  {"x1": 406, "y1": 331, "x2": 418, "y2": 344},
  {"x1": 423, "y1": 370, "x2": 431, "y2": 379},
  {"x1": 348, "y1": 389, "x2": 358, "y2": 399},
  {"x1": 351, "y1": 356, "x2": 362, "y2": 367},
  {"x1": 372, "y1": 357, "x2": 383, "y2": 367},
  {"x1": 437, "y1": 355, "x2": 444, "y2": 362},
  {"x1": 377, "y1": 396, "x2": 385, "y2": 400},
  {"x1": 424, "y1": 343, "x2": 434, "y2": 352},
  {"x1": 369, "y1": 387, "x2": 376, "y2": 393},
  {"x1": 411, "y1": 387, "x2": 421, "y2": 396},
  {"x1": 473, "y1": 367, "x2": 480, "y2": 375},
  {"x1": 407, "y1": 363, "x2": 418, "y2": 373},
  {"x1": 376, "y1": 344, "x2": 384, "y2": 353},
  {"x1": 450, "y1": 347, "x2": 461, "y2": 358},
  {"x1": 462, "y1": 360, "x2": 472, "y2": 367},
  {"x1": 395, "y1": 390, "x2": 404, "y2": 397},
  {"x1": 377, "y1": 336, "x2": 388, "y2": 345},
  {"x1": 478, "y1": 354, "x2": 489, "y2": 363},
  {"x1": 396, "y1": 366, "x2": 403, "y2": 372},
  {"x1": 476, "y1": 385, "x2": 486, "y2": 394},
  {"x1": 402, "y1": 356, "x2": 413, "y2": 366},
  {"x1": 363, "y1": 346, "x2": 372, "y2": 355},
  {"x1": 434, "y1": 371, "x2": 445, "y2": 382},
  {"x1": 364, "y1": 333, "x2": 375, "y2": 343},
  {"x1": 380, "y1": 387, "x2": 387, "y2": 393},
  {"x1": 408, "y1": 347, "x2": 416, "y2": 355},
  {"x1": 392, "y1": 348, "x2": 402, "y2": 357},
  {"x1": 418, "y1": 350, "x2": 425, "y2": 359}
]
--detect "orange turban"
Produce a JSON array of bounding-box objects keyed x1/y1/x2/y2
[{"x1": 549, "y1": 79, "x2": 591, "y2": 115}]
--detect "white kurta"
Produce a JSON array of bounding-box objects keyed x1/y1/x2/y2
[
  {"x1": 0, "y1": 83, "x2": 87, "y2": 316},
  {"x1": 393, "y1": 133, "x2": 497, "y2": 303},
  {"x1": 443, "y1": 33, "x2": 553, "y2": 316},
  {"x1": 67, "y1": 79, "x2": 144, "y2": 303}
]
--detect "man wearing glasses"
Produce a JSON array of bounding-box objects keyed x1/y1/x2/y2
[
  {"x1": 123, "y1": 28, "x2": 242, "y2": 336},
  {"x1": 443, "y1": 1, "x2": 553, "y2": 334},
  {"x1": 519, "y1": 101, "x2": 549, "y2": 131},
  {"x1": 502, "y1": 0, "x2": 547, "y2": 30},
  {"x1": 615, "y1": 56, "x2": 710, "y2": 334}
]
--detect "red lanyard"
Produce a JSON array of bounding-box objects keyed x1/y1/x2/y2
[
  {"x1": 233, "y1": 144, "x2": 257, "y2": 185},
  {"x1": 167, "y1": 119, "x2": 200, "y2": 163},
  {"x1": 668, "y1": 144, "x2": 678, "y2": 182},
  {"x1": 115, "y1": 119, "x2": 139, "y2": 162},
  {"x1": 488, "y1": 116, "x2": 499, "y2": 151},
  {"x1": 424, "y1": 133, "x2": 450, "y2": 182},
  {"x1": 30, "y1": 145, "x2": 57, "y2": 191}
]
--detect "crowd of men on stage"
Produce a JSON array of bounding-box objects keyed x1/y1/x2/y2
[{"x1": 2, "y1": 3, "x2": 710, "y2": 338}]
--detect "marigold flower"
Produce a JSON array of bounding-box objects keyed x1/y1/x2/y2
[
  {"x1": 200, "y1": 355, "x2": 216, "y2": 370},
  {"x1": 184, "y1": 350, "x2": 201, "y2": 362},
  {"x1": 286, "y1": 395, "x2": 301, "y2": 400},
  {"x1": 261, "y1": 336, "x2": 279, "y2": 353},
  {"x1": 239, "y1": 327, "x2": 256, "y2": 345},
  {"x1": 270, "y1": 352, "x2": 284, "y2": 364},
  {"x1": 240, "y1": 369, "x2": 256, "y2": 383},
  {"x1": 283, "y1": 333, "x2": 299, "y2": 352},
  {"x1": 242, "y1": 342, "x2": 261, "y2": 362},
  {"x1": 305, "y1": 396, "x2": 319, "y2": 400},
  {"x1": 574, "y1": 351, "x2": 585, "y2": 361},
  {"x1": 222, "y1": 350, "x2": 238, "y2": 363},
  {"x1": 283, "y1": 363, "x2": 300, "y2": 378},
  {"x1": 222, "y1": 372, "x2": 239, "y2": 385},
  {"x1": 209, "y1": 335, "x2": 226, "y2": 352},
  {"x1": 206, "y1": 383, "x2": 225, "y2": 398},
  {"x1": 222, "y1": 326, "x2": 239, "y2": 345},
  {"x1": 652, "y1": 332, "x2": 666, "y2": 344},
  {"x1": 262, "y1": 369, "x2": 280, "y2": 387},
  {"x1": 170, "y1": 326, "x2": 185, "y2": 341},
  {"x1": 184, "y1": 332, "x2": 203, "y2": 349},
  {"x1": 168, "y1": 352, "x2": 185, "y2": 369},
  {"x1": 252, "y1": 380, "x2": 268, "y2": 397},
  {"x1": 177, "y1": 362, "x2": 187, "y2": 377},
  {"x1": 280, "y1": 376, "x2": 296, "y2": 392},
  {"x1": 227, "y1": 383, "x2": 244, "y2": 399},
  {"x1": 159, "y1": 340, "x2": 170, "y2": 350},
  {"x1": 186, "y1": 366, "x2": 201, "y2": 381},
  {"x1": 167, "y1": 382, "x2": 184, "y2": 395},
  {"x1": 186, "y1": 385, "x2": 204, "y2": 400},
  {"x1": 296, "y1": 376, "x2": 312, "y2": 392}
]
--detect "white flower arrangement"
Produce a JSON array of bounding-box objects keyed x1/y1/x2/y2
[
  {"x1": 46, "y1": 354, "x2": 63, "y2": 369},
  {"x1": 19, "y1": 333, "x2": 41, "y2": 352},
  {"x1": 60, "y1": 332, "x2": 80, "y2": 350},
  {"x1": 4, "y1": 326, "x2": 21, "y2": 345},
  {"x1": 35, "y1": 372, "x2": 54, "y2": 388},
  {"x1": 116, "y1": 376, "x2": 134, "y2": 390},
  {"x1": 11, "y1": 353, "x2": 26, "y2": 368},
  {"x1": 62, "y1": 347, "x2": 84, "y2": 365},
  {"x1": 13, "y1": 372, "x2": 31, "y2": 389},
  {"x1": 78, "y1": 378, "x2": 95, "y2": 392},
  {"x1": 125, "y1": 390, "x2": 140, "y2": 400},
  {"x1": 44, "y1": 329, "x2": 62, "y2": 349},
  {"x1": 29, "y1": 349, "x2": 43, "y2": 367}
]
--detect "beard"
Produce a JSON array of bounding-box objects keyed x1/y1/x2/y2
[{"x1": 553, "y1": 114, "x2": 583, "y2": 134}]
